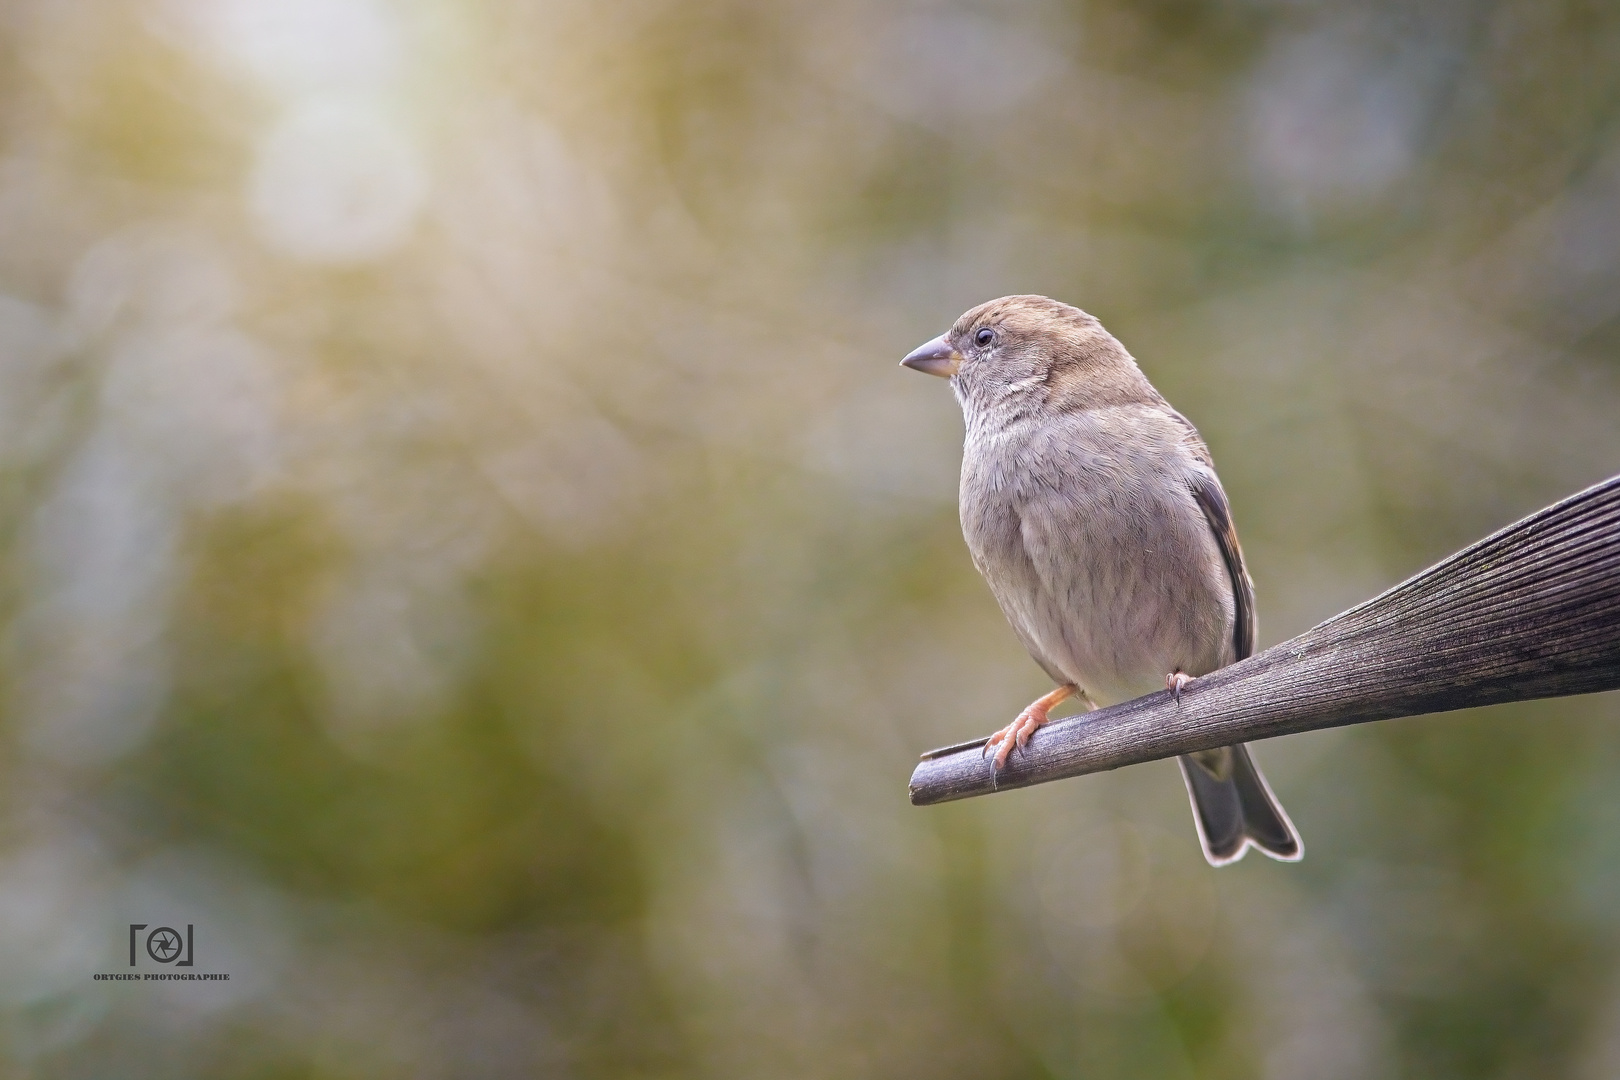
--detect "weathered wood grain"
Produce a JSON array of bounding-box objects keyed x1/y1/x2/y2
[{"x1": 909, "y1": 473, "x2": 1620, "y2": 806}]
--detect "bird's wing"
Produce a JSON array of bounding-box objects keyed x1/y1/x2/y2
[
  {"x1": 1187, "y1": 467, "x2": 1256, "y2": 663},
  {"x1": 1161, "y1": 407, "x2": 1256, "y2": 663}
]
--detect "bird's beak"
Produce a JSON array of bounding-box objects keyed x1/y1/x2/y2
[{"x1": 900, "y1": 335, "x2": 961, "y2": 378}]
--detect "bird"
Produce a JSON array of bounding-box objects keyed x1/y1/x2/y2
[{"x1": 900, "y1": 294, "x2": 1302, "y2": 866}]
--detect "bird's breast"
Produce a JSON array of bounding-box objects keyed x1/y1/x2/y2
[{"x1": 958, "y1": 413, "x2": 1233, "y2": 705}]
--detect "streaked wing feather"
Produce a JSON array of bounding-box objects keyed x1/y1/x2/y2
[{"x1": 1188, "y1": 470, "x2": 1256, "y2": 662}]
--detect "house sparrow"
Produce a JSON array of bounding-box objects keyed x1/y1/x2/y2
[{"x1": 901, "y1": 295, "x2": 1302, "y2": 866}]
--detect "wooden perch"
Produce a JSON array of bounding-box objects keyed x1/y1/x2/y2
[{"x1": 909, "y1": 473, "x2": 1620, "y2": 806}]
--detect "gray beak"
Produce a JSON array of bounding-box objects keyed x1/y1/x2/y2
[{"x1": 900, "y1": 334, "x2": 962, "y2": 378}]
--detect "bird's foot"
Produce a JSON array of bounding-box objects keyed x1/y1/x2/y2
[
  {"x1": 984, "y1": 684, "x2": 1076, "y2": 770},
  {"x1": 1166, "y1": 671, "x2": 1193, "y2": 703}
]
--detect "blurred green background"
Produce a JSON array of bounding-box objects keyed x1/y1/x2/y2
[{"x1": 1, "y1": 0, "x2": 1619, "y2": 1076}]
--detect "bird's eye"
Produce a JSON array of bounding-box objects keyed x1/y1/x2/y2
[{"x1": 975, "y1": 327, "x2": 994, "y2": 347}]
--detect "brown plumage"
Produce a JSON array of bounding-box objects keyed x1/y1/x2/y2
[{"x1": 901, "y1": 294, "x2": 1301, "y2": 866}]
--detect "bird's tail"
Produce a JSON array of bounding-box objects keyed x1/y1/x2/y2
[{"x1": 1177, "y1": 743, "x2": 1302, "y2": 866}]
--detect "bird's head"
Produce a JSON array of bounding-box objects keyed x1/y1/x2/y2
[{"x1": 900, "y1": 294, "x2": 1154, "y2": 414}]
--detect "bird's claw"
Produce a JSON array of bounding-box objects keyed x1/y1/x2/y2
[
  {"x1": 983, "y1": 709, "x2": 1044, "y2": 770},
  {"x1": 1166, "y1": 671, "x2": 1192, "y2": 703},
  {"x1": 982, "y1": 685, "x2": 1077, "y2": 771}
]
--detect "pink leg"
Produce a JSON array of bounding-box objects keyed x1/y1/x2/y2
[{"x1": 984, "y1": 684, "x2": 1079, "y2": 770}]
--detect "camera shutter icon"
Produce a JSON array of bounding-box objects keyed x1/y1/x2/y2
[
  {"x1": 129, "y1": 923, "x2": 194, "y2": 967},
  {"x1": 147, "y1": 927, "x2": 183, "y2": 963}
]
